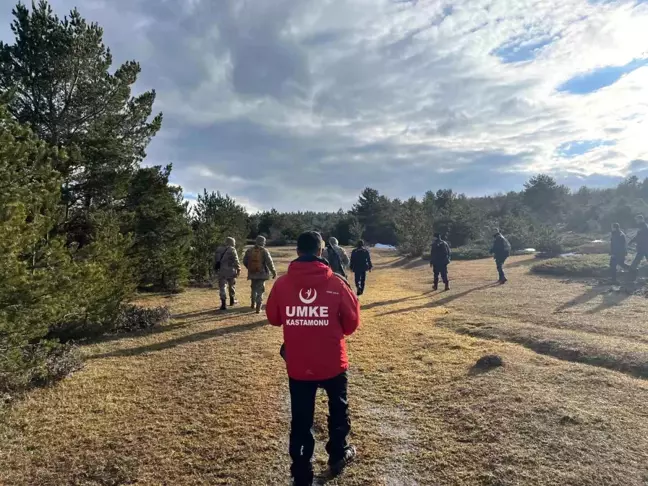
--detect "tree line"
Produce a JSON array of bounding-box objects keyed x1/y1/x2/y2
[{"x1": 2, "y1": 1, "x2": 647, "y2": 393}]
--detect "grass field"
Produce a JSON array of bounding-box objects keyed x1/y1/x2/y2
[{"x1": 2, "y1": 248, "x2": 648, "y2": 485}]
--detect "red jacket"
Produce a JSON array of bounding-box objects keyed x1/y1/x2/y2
[{"x1": 266, "y1": 256, "x2": 360, "y2": 381}]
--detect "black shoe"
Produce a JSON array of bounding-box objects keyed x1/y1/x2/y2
[
  {"x1": 329, "y1": 446, "x2": 357, "y2": 477},
  {"x1": 499, "y1": 278, "x2": 508, "y2": 285},
  {"x1": 219, "y1": 299, "x2": 227, "y2": 311},
  {"x1": 444, "y1": 283, "x2": 450, "y2": 291},
  {"x1": 230, "y1": 298, "x2": 238, "y2": 307},
  {"x1": 255, "y1": 302, "x2": 262, "y2": 314},
  {"x1": 293, "y1": 478, "x2": 313, "y2": 486},
  {"x1": 291, "y1": 464, "x2": 314, "y2": 486},
  {"x1": 433, "y1": 284, "x2": 438, "y2": 291},
  {"x1": 251, "y1": 301, "x2": 255, "y2": 309}
]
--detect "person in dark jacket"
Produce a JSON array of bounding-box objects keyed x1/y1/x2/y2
[
  {"x1": 350, "y1": 240, "x2": 373, "y2": 296},
  {"x1": 610, "y1": 223, "x2": 629, "y2": 283},
  {"x1": 629, "y1": 215, "x2": 648, "y2": 278},
  {"x1": 266, "y1": 232, "x2": 360, "y2": 486},
  {"x1": 490, "y1": 231, "x2": 511, "y2": 284},
  {"x1": 429, "y1": 233, "x2": 451, "y2": 291}
]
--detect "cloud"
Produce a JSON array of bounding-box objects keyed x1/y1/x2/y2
[{"x1": 1, "y1": 0, "x2": 647, "y2": 211}]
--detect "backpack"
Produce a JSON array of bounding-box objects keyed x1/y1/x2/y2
[{"x1": 248, "y1": 247, "x2": 265, "y2": 274}]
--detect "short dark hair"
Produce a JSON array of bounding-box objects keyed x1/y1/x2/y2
[
  {"x1": 433, "y1": 232, "x2": 441, "y2": 239},
  {"x1": 356, "y1": 239, "x2": 365, "y2": 248},
  {"x1": 612, "y1": 222, "x2": 620, "y2": 230},
  {"x1": 297, "y1": 231, "x2": 323, "y2": 255}
]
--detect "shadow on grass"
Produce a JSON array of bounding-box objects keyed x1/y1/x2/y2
[
  {"x1": 89, "y1": 320, "x2": 268, "y2": 360},
  {"x1": 380, "y1": 256, "x2": 429, "y2": 270},
  {"x1": 552, "y1": 283, "x2": 635, "y2": 314},
  {"x1": 377, "y1": 283, "x2": 499, "y2": 317},
  {"x1": 361, "y1": 292, "x2": 433, "y2": 311},
  {"x1": 83, "y1": 322, "x2": 190, "y2": 345},
  {"x1": 585, "y1": 288, "x2": 634, "y2": 314},
  {"x1": 505, "y1": 258, "x2": 539, "y2": 269},
  {"x1": 173, "y1": 306, "x2": 254, "y2": 321}
]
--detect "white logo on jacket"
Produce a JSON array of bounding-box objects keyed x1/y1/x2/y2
[
  {"x1": 287, "y1": 288, "x2": 329, "y2": 326},
  {"x1": 299, "y1": 288, "x2": 317, "y2": 304}
]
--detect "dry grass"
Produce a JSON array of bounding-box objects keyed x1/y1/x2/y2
[{"x1": 2, "y1": 251, "x2": 648, "y2": 485}]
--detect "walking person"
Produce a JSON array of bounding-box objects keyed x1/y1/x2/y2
[
  {"x1": 266, "y1": 231, "x2": 360, "y2": 486},
  {"x1": 629, "y1": 215, "x2": 648, "y2": 279},
  {"x1": 243, "y1": 236, "x2": 277, "y2": 313},
  {"x1": 350, "y1": 240, "x2": 373, "y2": 296},
  {"x1": 214, "y1": 237, "x2": 241, "y2": 311},
  {"x1": 610, "y1": 223, "x2": 630, "y2": 284},
  {"x1": 429, "y1": 233, "x2": 451, "y2": 291},
  {"x1": 323, "y1": 237, "x2": 349, "y2": 278},
  {"x1": 490, "y1": 230, "x2": 511, "y2": 284}
]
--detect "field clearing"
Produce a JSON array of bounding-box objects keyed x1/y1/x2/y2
[{"x1": 2, "y1": 249, "x2": 648, "y2": 485}]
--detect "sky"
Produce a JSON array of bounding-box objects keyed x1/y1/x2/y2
[{"x1": 0, "y1": 0, "x2": 647, "y2": 212}]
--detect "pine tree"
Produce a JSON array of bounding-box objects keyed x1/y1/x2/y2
[
  {"x1": 190, "y1": 191, "x2": 249, "y2": 283},
  {"x1": 124, "y1": 165, "x2": 192, "y2": 292},
  {"x1": 0, "y1": 1, "x2": 162, "y2": 212}
]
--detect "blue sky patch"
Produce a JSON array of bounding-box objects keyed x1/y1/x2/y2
[
  {"x1": 493, "y1": 37, "x2": 554, "y2": 63},
  {"x1": 557, "y1": 58, "x2": 648, "y2": 94},
  {"x1": 558, "y1": 140, "x2": 616, "y2": 158}
]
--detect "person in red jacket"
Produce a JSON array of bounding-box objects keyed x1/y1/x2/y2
[{"x1": 266, "y1": 231, "x2": 360, "y2": 486}]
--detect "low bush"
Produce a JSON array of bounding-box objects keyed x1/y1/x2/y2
[
  {"x1": 0, "y1": 341, "x2": 82, "y2": 395},
  {"x1": 452, "y1": 246, "x2": 492, "y2": 261},
  {"x1": 576, "y1": 241, "x2": 609, "y2": 255},
  {"x1": 113, "y1": 305, "x2": 171, "y2": 333},
  {"x1": 531, "y1": 255, "x2": 609, "y2": 278}
]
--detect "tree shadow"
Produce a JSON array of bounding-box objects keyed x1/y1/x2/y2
[
  {"x1": 361, "y1": 292, "x2": 433, "y2": 311},
  {"x1": 82, "y1": 322, "x2": 189, "y2": 345},
  {"x1": 89, "y1": 320, "x2": 268, "y2": 360},
  {"x1": 554, "y1": 285, "x2": 609, "y2": 313},
  {"x1": 380, "y1": 256, "x2": 429, "y2": 270},
  {"x1": 172, "y1": 306, "x2": 254, "y2": 321},
  {"x1": 377, "y1": 283, "x2": 498, "y2": 317},
  {"x1": 505, "y1": 258, "x2": 538, "y2": 269}
]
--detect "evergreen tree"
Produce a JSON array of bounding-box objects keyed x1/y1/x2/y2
[
  {"x1": 395, "y1": 197, "x2": 429, "y2": 256},
  {"x1": 190, "y1": 191, "x2": 249, "y2": 283},
  {"x1": 0, "y1": 1, "x2": 162, "y2": 213},
  {"x1": 124, "y1": 165, "x2": 192, "y2": 292}
]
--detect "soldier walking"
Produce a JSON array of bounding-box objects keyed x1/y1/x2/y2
[
  {"x1": 243, "y1": 236, "x2": 277, "y2": 313},
  {"x1": 215, "y1": 237, "x2": 241, "y2": 311}
]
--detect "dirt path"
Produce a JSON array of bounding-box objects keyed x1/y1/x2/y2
[{"x1": 2, "y1": 251, "x2": 648, "y2": 485}]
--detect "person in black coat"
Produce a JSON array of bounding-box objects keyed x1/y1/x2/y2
[
  {"x1": 610, "y1": 223, "x2": 629, "y2": 283},
  {"x1": 490, "y1": 231, "x2": 511, "y2": 284},
  {"x1": 350, "y1": 240, "x2": 373, "y2": 296},
  {"x1": 429, "y1": 233, "x2": 451, "y2": 291}
]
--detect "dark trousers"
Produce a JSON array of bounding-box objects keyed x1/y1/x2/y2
[
  {"x1": 496, "y1": 257, "x2": 507, "y2": 281},
  {"x1": 432, "y1": 264, "x2": 448, "y2": 286},
  {"x1": 630, "y1": 251, "x2": 648, "y2": 271},
  {"x1": 289, "y1": 372, "x2": 350, "y2": 480},
  {"x1": 354, "y1": 271, "x2": 367, "y2": 295},
  {"x1": 610, "y1": 255, "x2": 629, "y2": 281}
]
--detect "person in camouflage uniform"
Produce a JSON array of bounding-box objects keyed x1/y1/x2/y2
[
  {"x1": 322, "y1": 237, "x2": 350, "y2": 278},
  {"x1": 215, "y1": 237, "x2": 241, "y2": 311},
  {"x1": 243, "y1": 236, "x2": 277, "y2": 314}
]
